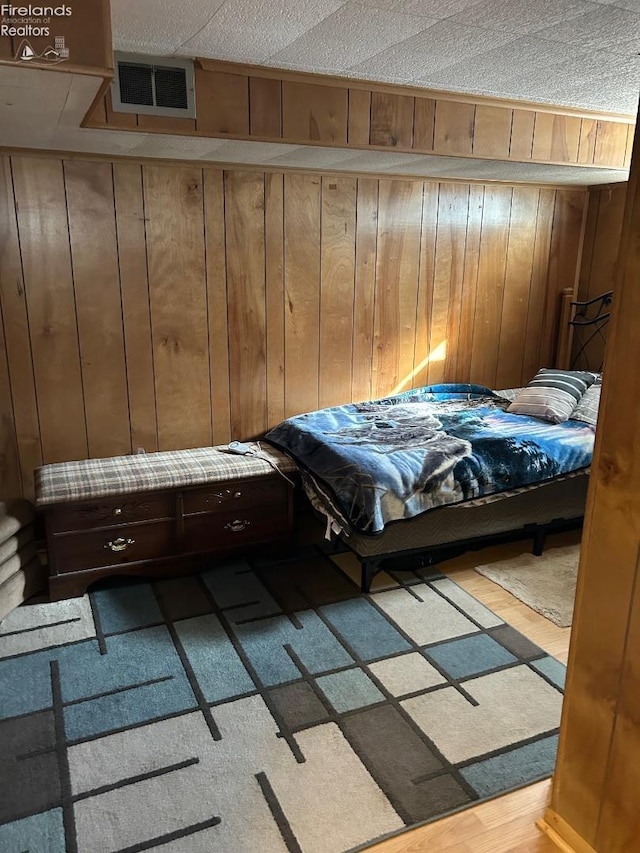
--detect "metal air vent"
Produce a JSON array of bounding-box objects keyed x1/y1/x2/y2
[{"x1": 112, "y1": 52, "x2": 196, "y2": 118}]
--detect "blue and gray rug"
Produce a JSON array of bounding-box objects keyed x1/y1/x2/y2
[{"x1": 0, "y1": 548, "x2": 565, "y2": 853}]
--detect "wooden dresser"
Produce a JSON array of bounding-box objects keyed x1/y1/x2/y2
[{"x1": 35, "y1": 444, "x2": 297, "y2": 600}]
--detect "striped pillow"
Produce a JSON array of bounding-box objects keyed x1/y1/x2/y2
[
  {"x1": 507, "y1": 368, "x2": 596, "y2": 424},
  {"x1": 570, "y1": 383, "x2": 601, "y2": 427}
]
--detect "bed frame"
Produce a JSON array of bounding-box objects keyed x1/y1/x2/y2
[{"x1": 332, "y1": 288, "x2": 613, "y2": 592}]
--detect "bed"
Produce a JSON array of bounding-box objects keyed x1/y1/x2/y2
[{"x1": 265, "y1": 289, "x2": 612, "y2": 591}]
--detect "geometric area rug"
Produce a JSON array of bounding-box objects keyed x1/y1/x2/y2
[{"x1": 0, "y1": 546, "x2": 566, "y2": 853}]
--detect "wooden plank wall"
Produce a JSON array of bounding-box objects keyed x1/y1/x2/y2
[
  {"x1": 543, "y1": 122, "x2": 640, "y2": 853},
  {"x1": 573, "y1": 182, "x2": 627, "y2": 369},
  {"x1": 0, "y1": 154, "x2": 586, "y2": 501},
  {"x1": 88, "y1": 60, "x2": 634, "y2": 172}
]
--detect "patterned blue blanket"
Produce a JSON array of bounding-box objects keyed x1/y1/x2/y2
[{"x1": 265, "y1": 384, "x2": 595, "y2": 535}]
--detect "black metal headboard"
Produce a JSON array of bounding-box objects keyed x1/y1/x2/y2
[{"x1": 568, "y1": 291, "x2": 613, "y2": 372}]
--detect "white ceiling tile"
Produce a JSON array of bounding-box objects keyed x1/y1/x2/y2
[
  {"x1": 264, "y1": 145, "x2": 366, "y2": 167},
  {"x1": 353, "y1": 0, "x2": 400, "y2": 9},
  {"x1": 416, "y1": 35, "x2": 589, "y2": 94},
  {"x1": 350, "y1": 21, "x2": 519, "y2": 81},
  {"x1": 337, "y1": 150, "x2": 440, "y2": 169},
  {"x1": 127, "y1": 134, "x2": 228, "y2": 159},
  {"x1": 418, "y1": 31, "x2": 640, "y2": 112},
  {"x1": 590, "y1": 0, "x2": 640, "y2": 11},
  {"x1": 0, "y1": 65, "x2": 72, "y2": 96},
  {"x1": 58, "y1": 76, "x2": 102, "y2": 129},
  {"x1": 111, "y1": 0, "x2": 226, "y2": 55},
  {"x1": 535, "y1": 5, "x2": 640, "y2": 50},
  {"x1": 392, "y1": 0, "x2": 492, "y2": 16},
  {"x1": 270, "y1": 3, "x2": 435, "y2": 71},
  {"x1": 0, "y1": 80, "x2": 70, "y2": 117},
  {"x1": 204, "y1": 140, "x2": 301, "y2": 162},
  {"x1": 0, "y1": 64, "x2": 63, "y2": 89},
  {"x1": 179, "y1": 0, "x2": 346, "y2": 63},
  {"x1": 451, "y1": 0, "x2": 601, "y2": 35},
  {"x1": 104, "y1": 0, "x2": 640, "y2": 114},
  {"x1": 0, "y1": 111, "x2": 56, "y2": 148},
  {"x1": 49, "y1": 128, "x2": 151, "y2": 155}
]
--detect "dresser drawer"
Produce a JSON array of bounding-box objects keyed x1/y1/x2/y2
[
  {"x1": 51, "y1": 522, "x2": 175, "y2": 573},
  {"x1": 182, "y1": 476, "x2": 288, "y2": 515},
  {"x1": 49, "y1": 492, "x2": 174, "y2": 533},
  {"x1": 182, "y1": 506, "x2": 290, "y2": 554}
]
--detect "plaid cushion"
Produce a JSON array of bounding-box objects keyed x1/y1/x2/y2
[{"x1": 35, "y1": 443, "x2": 298, "y2": 506}]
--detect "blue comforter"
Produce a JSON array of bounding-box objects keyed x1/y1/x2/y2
[{"x1": 264, "y1": 384, "x2": 595, "y2": 535}]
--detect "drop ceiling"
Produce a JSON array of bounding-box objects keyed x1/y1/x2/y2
[
  {"x1": 111, "y1": 0, "x2": 640, "y2": 115},
  {"x1": 0, "y1": 0, "x2": 638, "y2": 185}
]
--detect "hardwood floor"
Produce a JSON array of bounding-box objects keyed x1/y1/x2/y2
[{"x1": 364, "y1": 528, "x2": 579, "y2": 852}]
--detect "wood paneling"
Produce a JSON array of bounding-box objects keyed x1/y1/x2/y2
[
  {"x1": 470, "y1": 186, "x2": 513, "y2": 387},
  {"x1": 532, "y1": 114, "x2": 581, "y2": 163},
  {"x1": 593, "y1": 120, "x2": 628, "y2": 168},
  {"x1": 195, "y1": 68, "x2": 250, "y2": 136},
  {"x1": 348, "y1": 89, "x2": 371, "y2": 147},
  {"x1": 574, "y1": 182, "x2": 626, "y2": 369},
  {"x1": 578, "y1": 119, "x2": 598, "y2": 164},
  {"x1": 540, "y1": 189, "x2": 586, "y2": 369},
  {"x1": 578, "y1": 184, "x2": 626, "y2": 302},
  {"x1": 249, "y1": 77, "x2": 282, "y2": 138},
  {"x1": 352, "y1": 178, "x2": 378, "y2": 403},
  {"x1": 203, "y1": 168, "x2": 231, "y2": 445},
  {"x1": 434, "y1": 101, "x2": 475, "y2": 156},
  {"x1": 413, "y1": 182, "x2": 438, "y2": 389},
  {"x1": 143, "y1": 165, "x2": 211, "y2": 450},
  {"x1": 413, "y1": 98, "x2": 435, "y2": 152},
  {"x1": 0, "y1": 155, "x2": 587, "y2": 501},
  {"x1": 319, "y1": 177, "x2": 356, "y2": 408},
  {"x1": 113, "y1": 163, "x2": 158, "y2": 453},
  {"x1": 265, "y1": 173, "x2": 286, "y2": 426},
  {"x1": 370, "y1": 92, "x2": 414, "y2": 149},
  {"x1": 522, "y1": 189, "x2": 556, "y2": 381},
  {"x1": 136, "y1": 114, "x2": 196, "y2": 134},
  {"x1": 284, "y1": 173, "x2": 321, "y2": 417},
  {"x1": 11, "y1": 157, "x2": 88, "y2": 466},
  {"x1": 372, "y1": 180, "x2": 422, "y2": 396},
  {"x1": 428, "y1": 183, "x2": 468, "y2": 385},
  {"x1": 91, "y1": 58, "x2": 635, "y2": 172},
  {"x1": 456, "y1": 185, "x2": 484, "y2": 383},
  {"x1": 0, "y1": 313, "x2": 21, "y2": 500},
  {"x1": 510, "y1": 109, "x2": 535, "y2": 161},
  {"x1": 473, "y1": 106, "x2": 512, "y2": 159},
  {"x1": 64, "y1": 160, "x2": 131, "y2": 459},
  {"x1": 546, "y1": 120, "x2": 640, "y2": 853},
  {"x1": 282, "y1": 82, "x2": 348, "y2": 144},
  {"x1": 224, "y1": 171, "x2": 267, "y2": 438},
  {"x1": 495, "y1": 186, "x2": 539, "y2": 388},
  {"x1": 0, "y1": 157, "x2": 41, "y2": 495},
  {"x1": 106, "y1": 89, "x2": 137, "y2": 129}
]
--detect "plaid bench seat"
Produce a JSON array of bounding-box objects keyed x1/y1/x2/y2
[{"x1": 35, "y1": 443, "x2": 298, "y2": 506}]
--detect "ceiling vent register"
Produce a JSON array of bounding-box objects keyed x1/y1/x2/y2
[{"x1": 111, "y1": 52, "x2": 196, "y2": 118}]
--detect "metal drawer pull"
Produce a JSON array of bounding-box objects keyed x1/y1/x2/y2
[
  {"x1": 113, "y1": 507, "x2": 123, "y2": 516},
  {"x1": 224, "y1": 519, "x2": 251, "y2": 533},
  {"x1": 105, "y1": 537, "x2": 135, "y2": 552}
]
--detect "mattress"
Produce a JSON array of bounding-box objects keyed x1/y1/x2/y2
[{"x1": 340, "y1": 470, "x2": 588, "y2": 559}]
